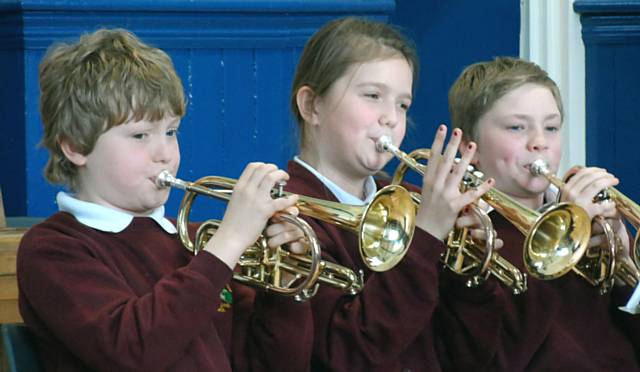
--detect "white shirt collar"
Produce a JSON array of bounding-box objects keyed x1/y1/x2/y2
[
  {"x1": 544, "y1": 183, "x2": 560, "y2": 204},
  {"x1": 56, "y1": 191, "x2": 177, "y2": 234},
  {"x1": 294, "y1": 156, "x2": 377, "y2": 206}
]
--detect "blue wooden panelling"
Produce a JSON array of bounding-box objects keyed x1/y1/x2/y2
[
  {"x1": 0, "y1": 48, "x2": 25, "y2": 215},
  {"x1": 391, "y1": 0, "x2": 520, "y2": 152},
  {"x1": 0, "y1": 0, "x2": 392, "y2": 220},
  {"x1": 391, "y1": 0, "x2": 520, "y2": 186},
  {"x1": 574, "y1": 0, "x2": 640, "y2": 205}
]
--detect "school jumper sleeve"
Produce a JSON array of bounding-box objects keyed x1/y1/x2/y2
[{"x1": 18, "y1": 213, "x2": 313, "y2": 372}]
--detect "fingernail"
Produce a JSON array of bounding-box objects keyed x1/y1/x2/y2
[
  {"x1": 467, "y1": 143, "x2": 474, "y2": 150},
  {"x1": 439, "y1": 125, "x2": 446, "y2": 132},
  {"x1": 453, "y1": 129, "x2": 459, "y2": 137}
]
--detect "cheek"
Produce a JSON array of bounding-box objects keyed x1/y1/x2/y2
[
  {"x1": 477, "y1": 143, "x2": 519, "y2": 176},
  {"x1": 549, "y1": 139, "x2": 563, "y2": 161},
  {"x1": 489, "y1": 137, "x2": 523, "y2": 162},
  {"x1": 394, "y1": 124, "x2": 406, "y2": 144}
]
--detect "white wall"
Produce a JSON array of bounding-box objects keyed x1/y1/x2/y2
[{"x1": 520, "y1": 0, "x2": 585, "y2": 175}]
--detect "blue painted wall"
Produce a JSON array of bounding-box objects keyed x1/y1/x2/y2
[
  {"x1": 574, "y1": 0, "x2": 640, "y2": 206},
  {"x1": 390, "y1": 0, "x2": 519, "y2": 185},
  {"x1": 0, "y1": 0, "x2": 519, "y2": 221}
]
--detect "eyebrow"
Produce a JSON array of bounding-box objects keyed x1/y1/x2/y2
[
  {"x1": 356, "y1": 82, "x2": 412, "y2": 100},
  {"x1": 503, "y1": 113, "x2": 561, "y2": 121}
]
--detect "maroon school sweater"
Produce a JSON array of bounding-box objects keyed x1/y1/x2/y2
[
  {"x1": 17, "y1": 212, "x2": 312, "y2": 372},
  {"x1": 286, "y1": 161, "x2": 511, "y2": 372},
  {"x1": 491, "y1": 210, "x2": 640, "y2": 371}
]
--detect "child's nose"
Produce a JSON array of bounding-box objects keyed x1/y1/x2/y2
[
  {"x1": 153, "y1": 139, "x2": 173, "y2": 163},
  {"x1": 527, "y1": 131, "x2": 549, "y2": 152},
  {"x1": 378, "y1": 106, "x2": 399, "y2": 128}
]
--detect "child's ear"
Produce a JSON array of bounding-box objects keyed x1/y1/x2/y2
[
  {"x1": 296, "y1": 86, "x2": 320, "y2": 126},
  {"x1": 462, "y1": 139, "x2": 480, "y2": 165},
  {"x1": 59, "y1": 139, "x2": 87, "y2": 166}
]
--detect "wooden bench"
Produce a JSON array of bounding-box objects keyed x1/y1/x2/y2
[
  {"x1": 0, "y1": 229, "x2": 23, "y2": 324},
  {"x1": 0, "y1": 190, "x2": 24, "y2": 324},
  {"x1": 0, "y1": 189, "x2": 27, "y2": 371}
]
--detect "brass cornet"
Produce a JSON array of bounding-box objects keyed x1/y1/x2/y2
[
  {"x1": 530, "y1": 159, "x2": 640, "y2": 292},
  {"x1": 294, "y1": 184, "x2": 417, "y2": 272},
  {"x1": 376, "y1": 136, "x2": 592, "y2": 295},
  {"x1": 156, "y1": 171, "x2": 364, "y2": 302},
  {"x1": 376, "y1": 136, "x2": 527, "y2": 294}
]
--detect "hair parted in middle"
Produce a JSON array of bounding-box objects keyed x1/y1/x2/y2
[{"x1": 290, "y1": 16, "x2": 419, "y2": 150}]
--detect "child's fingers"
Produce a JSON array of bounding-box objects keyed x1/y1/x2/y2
[
  {"x1": 235, "y1": 162, "x2": 264, "y2": 189},
  {"x1": 564, "y1": 166, "x2": 606, "y2": 185},
  {"x1": 591, "y1": 220, "x2": 605, "y2": 234},
  {"x1": 424, "y1": 124, "x2": 447, "y2": 182},
  {"x1": 256, "y1": 169, "x2": 289, "y2": 197},
  {"x1": 468, "y1": 228, "x2": 497, "y2": 244},
  {"x1": 269, "y1": 194, "x2": 299, "y2": 215},
  {"x1": 596, "y1": 200, "x2": 617, "y2": 219},
  {"x1": 429, "y1": 124, "x2": 448, "y2": 160},
  {"x1": 247, "y1": 163, "x2": 279, "y2": 191},
  {"x1": 264, "y1": 221, "x2": 286, "y2": 236},
  {"x1": 283, "y1": 205, "x2": 299, "y2": 217},
  {"x1": 455, "y1": 212, "x2": 480, "y2": 229},
  {"x1": 286, "y1": 241, "x2": 308, "y2": 254},
  {"x1": 449, "y1": 141, "x2": 475, "y2": 184},
  {"x1": 563, "y1": 168, "x2": 616, "y2": 200},
  {"x1": 570, "y1": 174, "x2": 616, "y2": 199},
  {"x1": 266, "y1": 224, "x2": 306, "y2": 248},
  {"x1": 588, "y1": 233, "x2": 605, "y2": 248},
  {"x1": 452, "y1": 178, "x2": 494, "y2": 212},
  {"x1": 431, "y1": 128, "x2": 462, "y2": 184}
]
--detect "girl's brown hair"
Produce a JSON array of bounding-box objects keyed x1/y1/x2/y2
[{"x1": 291, "y1": 17, "x2": 419, "y2": 149}]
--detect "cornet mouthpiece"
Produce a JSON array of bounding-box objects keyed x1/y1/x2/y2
[
  {"x1": 530, "y1": 159, "x2": 549, "y2": 177},
  {"x1": 156, "y1": 170, "x2": 182, "y2": 189},
  {"x1": 376, "y1": 136, "x2": 393, "y2": 153}
]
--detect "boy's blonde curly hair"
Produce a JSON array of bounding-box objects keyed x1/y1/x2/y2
[{"x1": 39, "y1": 28, "x2": 185, "y2": 191}]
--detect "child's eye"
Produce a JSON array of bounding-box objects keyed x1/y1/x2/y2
[
  {"x1": 132, "y1": 133, "x2": 147, "y2": 140},
  {"x1": 166, "y1": 129, "x2": 179, "y2": 137},
  {"x1": 506, "y1": 124, "x2": 524, "y2": 131},
  {"x1": 399, "y1": 102, "x2": 411, "y2": 112},
  {"x1": 545, "y1": 125, "x2": 561, "y2": 133},
  {"x1": 364, "y1": 92, "x2": 380, "y2": 100}
]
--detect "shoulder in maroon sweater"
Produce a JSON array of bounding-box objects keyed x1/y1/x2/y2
[
  {"x1": 491, "y1": 210, "x2": 640, "y2": 371},
  {"x1": 18, "y1": 211, "x2": 313, "y2": 372}
]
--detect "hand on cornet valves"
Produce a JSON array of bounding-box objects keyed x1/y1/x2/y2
[
  {"x1": 266, "y1": 208, "x2": 310, "y2": 255},
  {"x1": 203, "y1": 162, "x2": 300, "y2": 269},
  {"x1": 560, "y1": 166, "x2": 619, "y2": 219},
  {"x1": 589, "y1": 216, "x2": 634, "y2": 286},
  {"x1": 455, "y1": 206, "x2": 504, "y2": 250},
  {"x1": 416, "y1": 125, "x2": 494, "y2": 240}
]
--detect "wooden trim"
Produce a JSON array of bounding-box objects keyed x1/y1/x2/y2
[
  {"x1": 0, "y1": 0, "x2": 394, "y2": 50},
  {"x1": 0, "y1": 190, "x2": 6, "y2": 229}
]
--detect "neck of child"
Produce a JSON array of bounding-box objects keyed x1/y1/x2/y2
[
  {"x1": 298, "y1": 151, "x2": 368, "y2": 200},
  {"x1": 74, "y1": 189, "x2": 156, "y2": 217},
  {"x1": 501, "y1": 192, "x2": 545, "y2": 212}
]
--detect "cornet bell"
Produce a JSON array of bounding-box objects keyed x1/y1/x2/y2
[
  {"x1": 524, "y1": 203, "x2": 592, "y2": 279},
  {"x1": 359, "y1": 184, "x2": 416, "y2": 271}
]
